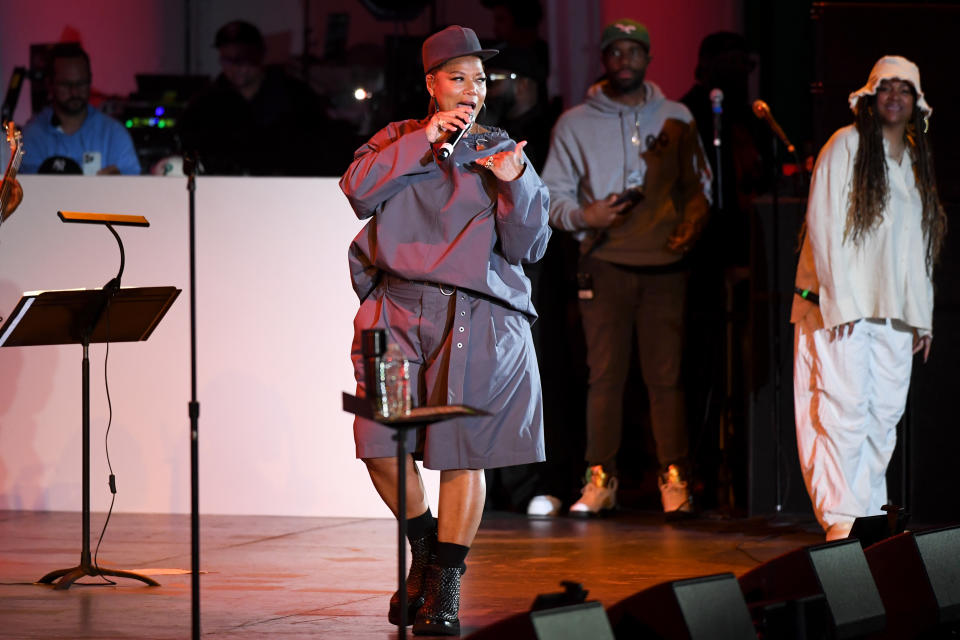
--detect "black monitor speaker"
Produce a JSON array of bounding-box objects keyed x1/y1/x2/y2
[
  {"x1": 865, "y1": 525, "x2": 960, "y2": 638},
  {"x1": 530, "y1": 601, "x2": 614, "y2": 640},
  {"x1": 739, "y1": 539, "x2": 885, "y2": 638},
  {"x1": 465, "y1": 600, "x2": 613, "y2": 640},
  {"x1": 607, "y1": 573, "x2": 756, "y2": 640}
]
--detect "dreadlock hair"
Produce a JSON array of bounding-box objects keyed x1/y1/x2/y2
[{"x1": 847, "y1": 91, "x2": 947, "y2": 274}]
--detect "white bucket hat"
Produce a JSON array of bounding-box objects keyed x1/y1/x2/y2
[{"x1": 848, "y1": 55, "x2": 932, "y2": 117}]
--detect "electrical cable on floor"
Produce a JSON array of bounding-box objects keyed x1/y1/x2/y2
[
  {"x1": 735, "y1": 533, "x2": 782, "y2": 565},
  {"x1": 93, "y1": 302, "x2": 117, "y2": 586}
]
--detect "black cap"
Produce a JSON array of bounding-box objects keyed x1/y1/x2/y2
[
  {"x1": 38, "y1": 155, "x2": 83, "y2": 175},
  {"x1": 214, "y1": 20, "x2": 264, "y2": 49}
]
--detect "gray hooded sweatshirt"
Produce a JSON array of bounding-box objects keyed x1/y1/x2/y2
[{"x1": 542, "y1": 80, "x2": 712, "y2": 267}]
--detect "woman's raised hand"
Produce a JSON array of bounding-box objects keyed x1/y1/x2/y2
[
  {"x1": 477, "y1": 140, "x2": 528, "y2": 182},
  {"x1": 426, "y1": 105, "x2": 475, "y2": 144}
]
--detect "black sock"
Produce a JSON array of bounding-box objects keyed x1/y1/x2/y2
[
  {"x1": 406, "y1": 508, "x2": 436, "y2": 542},
  {"x1": 434, "y1": 541, "x2": 469, "y2": 568}
]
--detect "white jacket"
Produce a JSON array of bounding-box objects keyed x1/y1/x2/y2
[{"x1": 792, "y1": 125, "x2": 933, "y2": 335}]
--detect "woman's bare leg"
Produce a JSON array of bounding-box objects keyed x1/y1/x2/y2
[
  {"x1": 437, "y1": 469, "x2": 485, "y2": 545},
  {"x1": 363, "y1": 455, "x2": 429, "y2": 518}
]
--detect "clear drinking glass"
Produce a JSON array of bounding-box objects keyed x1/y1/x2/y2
[{"x1": 381, "y1": 342, "x2": 411, "y2": 418}]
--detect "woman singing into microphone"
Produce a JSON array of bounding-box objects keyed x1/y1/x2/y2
[
  {"x1": 339, "y1": 26, "x2": 550, "y2": 635},
  {"x1": 792, "y1": 56, "x2": 946, "y2": 541}
]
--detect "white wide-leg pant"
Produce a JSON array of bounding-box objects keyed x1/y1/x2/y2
[{"x1": 793, "y1": 319, "x2": 914, "y2": 532}]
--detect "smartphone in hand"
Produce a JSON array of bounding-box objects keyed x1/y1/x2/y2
[{"x1": 611, "y1": 186, "x2": 644, "y2": 210}]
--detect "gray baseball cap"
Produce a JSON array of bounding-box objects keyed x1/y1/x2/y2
[{"x1": 422, "y1": 26, "x2": 498, "y2": 74}]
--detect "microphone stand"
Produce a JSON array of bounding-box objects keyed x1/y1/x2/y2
[
  {"x1": 770, "y1": 136, "x2": 783, "y2": 514},
  {"x1": 183, "y1": 151, "x2": 201, "y2": 640},
  {"x1": 752, "y1": 99, "x2": 804, "y2": 515},
  {"x1": 711, "y1": 98, "x2": 734, "y2": 510},
  {"x1": 770, "y1": 133, "x2": 808, "y2": 516}
]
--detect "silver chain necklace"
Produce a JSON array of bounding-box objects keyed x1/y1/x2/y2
[{"x1": 631, "y1": 114, "x2": 641, "y2": 146}]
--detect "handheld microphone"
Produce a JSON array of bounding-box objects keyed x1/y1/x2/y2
[
  {"x1": 709, "y1": 88, "x2": 723, "y2": 148},
  {"x1": 752, "y1": 100, "x2": 795, "y2": 154},
  {"x1": 434, "y1": 114, "x2": 475, "y2": 161}
]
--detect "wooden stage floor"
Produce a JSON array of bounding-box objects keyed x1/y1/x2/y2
[{"x1": 0, "y1": 509, "x2": 823, "y2": 638}]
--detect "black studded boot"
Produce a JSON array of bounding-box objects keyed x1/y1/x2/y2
[
  {"x1": 412, "y1": 562, "x2": 466, "y2": 636},
  {"x1": 388, "y1": 527, "x2": 437, "y2": 625}
]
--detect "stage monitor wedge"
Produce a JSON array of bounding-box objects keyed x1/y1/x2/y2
[
  {"x1": 739, "y1": 539, "x2": 885, "y2": 639},
  {"x1": 865, "y1": 526, "x2": 960, "y2": 638},
  {"x1": 464, "y1": 599, "x2": 612, "y2": 640},
  {"x1": 607, "y1": 573, "x2": 756, "y2": 640},
  {"x1": 530, "y1": 601, "x2": 614, "y2": 640},
  {"x1": 807, "y1": 541, "x2": 886, "y2": 636}
]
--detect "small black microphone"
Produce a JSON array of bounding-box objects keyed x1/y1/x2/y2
[
  {"x1": 752, "y1": 99, "x2": 795, "y2": 154},
  {"x1": 434, "y1": 115, "x2": 474, "y2": 161},
  {"x1": 710, "y1": 88, "x2": 725, "y2": 210},
  {"x1": 709, "y1": 88, "x2": 723, "y2": 148}
]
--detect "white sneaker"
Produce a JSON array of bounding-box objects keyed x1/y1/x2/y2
[
  {"x1": 569, "y1": 466, "x2": 618, "y2": 516},
  {"x1": 659, "y1": 464, "x2": 693, "y2": 515},
  {"x1": 527, "y1": 494, "x2": 562, "y2": 517}
]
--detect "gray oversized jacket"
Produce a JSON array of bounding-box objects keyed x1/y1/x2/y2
[{"x1": 340, "y1": 118, "x2": 551, "y2": 316}]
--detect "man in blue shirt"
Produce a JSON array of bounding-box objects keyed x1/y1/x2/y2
[{"x1": 21, "y1": 43, "x2": 140, "y2": 175}]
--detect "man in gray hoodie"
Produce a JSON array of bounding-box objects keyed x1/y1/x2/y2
[{"x1": 540, "y1": 19, "x2": 712, "y2": 517}]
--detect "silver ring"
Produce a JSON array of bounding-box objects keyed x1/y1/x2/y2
[
  {"x1": 438, "y1": 119, "x2": 445, "y2": 128},
  {"x1": 484, "y1": 158, "x2": 495, "y2": 169}
]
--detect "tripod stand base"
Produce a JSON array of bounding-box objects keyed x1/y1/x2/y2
[{"x1": 38, "y1": 561, "x2": 160, "y2": 590}]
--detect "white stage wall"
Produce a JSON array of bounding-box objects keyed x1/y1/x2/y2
[{"x1": 0, "y1": 175, "x2": 441, "y2": 517}]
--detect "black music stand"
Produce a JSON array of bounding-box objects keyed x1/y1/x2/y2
[
  {"x1": 342, "y1": 392, "x2": 486, "y2": 636},
  {"x1": 0, "y1": 285, "x2": 180, "y2": 589}
]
